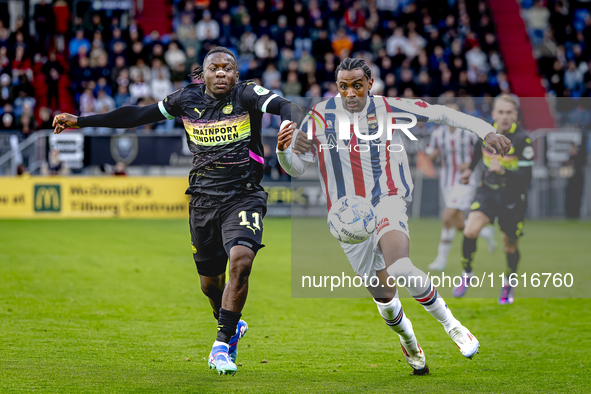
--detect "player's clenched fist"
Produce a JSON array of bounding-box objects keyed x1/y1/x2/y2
[
  {"x1": 460, "y1": 169, "x2": 472, "y2": 185},
  {"x1": 277, "y1": 121, "x2": 297, "y2": 151},
  {"x1": 484, "y1": 132, "x2": 511, "y2": 157},
  {"x1": 52, "y1": 113, "x2": 79, "y2": 134}
]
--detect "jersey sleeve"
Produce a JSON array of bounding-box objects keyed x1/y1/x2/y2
[
  {"x1": 384, "y1": 97, "x2": 496, "y2": 140},
  {"x1": 158, "y1": 88, "x2": 184, "y2": 120},
  {"x1": 241, "y1": 82, "x2": 302, "y2": 124}
]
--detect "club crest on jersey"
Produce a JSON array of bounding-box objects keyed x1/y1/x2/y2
[
  {"x1": 222, "y1": 104, "x2": 233, "y2": 114},
  {"x1": 367, "y1": 114, "x2": 378, "y2": 129}
]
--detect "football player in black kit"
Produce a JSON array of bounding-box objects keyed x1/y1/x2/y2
[
  {"x1": 53, "y1": 47, "x2": 301, "y2": 375},
  {"x1": 452, "y1": 95, "x2": 534, "y2": 305}
]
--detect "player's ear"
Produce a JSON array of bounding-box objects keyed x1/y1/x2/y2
[
  {"x1": 235, "y1": 70, "x2": 239, "y2": 81},
  {"x1": 367, "y1": 78, "x2": 373, "y2": 95}
]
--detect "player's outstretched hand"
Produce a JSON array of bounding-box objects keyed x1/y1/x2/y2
[
  {"x1": 484, "y1": 132, "x2": 511, "y2": 157},
  {"x1": 277, "y1": 121, "x2": 295, "y2": 151},
  {"x1": 292, "y1": 127, "x2": 314, "y2": 155},
  {"x1": 460, "y1": 169, "x2": 472, "y2": 185},
  {"x1": 52, "y1": 113, "x2": 79, "y2": 134}
]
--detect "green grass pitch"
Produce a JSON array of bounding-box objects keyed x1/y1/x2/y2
[{"x1": 1, "y1": 218, "x2": 590, "y2": 393}]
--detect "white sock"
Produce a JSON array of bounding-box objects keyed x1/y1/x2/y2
[
  {"x1": 436, "y1": 227, "x2": 456, "y2": 262},
  {"x1": 387, "y1": 257, "x2": 460, "y2": 332},
  {"x1": 421, "y1": 296, "x2": 460, "y2": 332},
  {"x1": 479, "y1": 226, "x2": 494, "y2": 240},
  {"x1": 374, "y1": 296, "x2": 416, "y2": 345}
]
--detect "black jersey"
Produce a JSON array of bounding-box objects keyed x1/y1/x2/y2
[
  {"x1": 471, "y1": 123, "x2": 534, "y2": 198},
  {"x1": 159, "y1": 81, "x2": 285, "y2": 202}
]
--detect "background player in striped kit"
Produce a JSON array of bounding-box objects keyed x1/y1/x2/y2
[
  {"x1": 425, "y1": 103, "x2": 496, "y2": 272},
  {"x1": 277, "y1": 58, "x2": 512, "y2": 374}
]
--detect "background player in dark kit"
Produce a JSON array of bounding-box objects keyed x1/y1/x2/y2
[
  {"x1": 454, "y1": 95, "x2": 534, "y2": 305},
  {"x1": 53, "y1": 47, "x2": 301, "y2": 375}
]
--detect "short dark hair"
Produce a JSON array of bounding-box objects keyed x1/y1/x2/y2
[
  {"x1": 335, "y1": 58, "x2": 372, "y2": 81},
  {"x1": 190, "y1": 46, "x2": 237, "y2": 80}
]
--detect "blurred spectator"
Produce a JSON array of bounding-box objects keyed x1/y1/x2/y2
[
  {"x1": 151, "y1": 70, "x2": 173, "y2": 101},
  {"x1": 165, "y1": 42, "x2": 187, "y2": 69},
  {"x1": 41, "y1": 148, "x2": 70, "y2": 176},
  {"x1": 69, "y1": 29, "x2": 91, "y2": 58},
  {"x1": 33, "y1": 0, "x2": 55, "y2": 51},
  {"x1": 129, "y1": 74, "x2": 151, "y2": 101},
  {"x1": 331, "y1": 28, "x2": 353, "y2": 57},
  {"x1": 0, "y1": 74, "x2": 12, "y2": 106},
  {"x1": 41, "y1": 52, "x2": 63, "y2": 109},
  {"x1": 94, "y1": 89, "x2": 116, "y2": 114},
  {"x1": 255, "y1": 35, "x2": 278, "y2": 60},
  {"x1": 196, "y1": 10, "x2": 219, "y2": 41},
  {"x1": 525, "y1": 0, "x2": 550, "y2": 47},
  {"x1": 114, "y1": 85, "x2": 131, "y2": 108},
  {"x1": 38, "y1": 107, "x2": 54, "y2": 129},
  {"x1": 113, "y1": 162, "x2": 127, "y2": 176},
  {"x1": 130, "y1": 58, "x2": 151, "y2": 84},
  {"x1": 1, "y1": 112, "x2": 14, "y2": 130}
]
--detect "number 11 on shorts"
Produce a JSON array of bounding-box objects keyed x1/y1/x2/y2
[{"x1": 239, "y1": 211, "x2": 260, "y2": 234}]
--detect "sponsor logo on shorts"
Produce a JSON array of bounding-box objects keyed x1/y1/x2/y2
[
  {"x1": 376, "y1": 218, "x2": 390, "y2": 234},
  {"x1": 399, "y1": 221, "x2": 406, "y2": 230},
  {"x1": 471, "y1": 202, "x2": 481, "y2": 210}
]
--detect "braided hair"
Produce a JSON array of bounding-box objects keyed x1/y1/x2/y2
[
  {"x1": 189, "y1": 46, "x2": 237, "y2": 81},
  {"x1": 334, "y1": 58, "x2": 372, "y2": 81}
]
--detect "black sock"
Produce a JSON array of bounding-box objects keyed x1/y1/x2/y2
[
  {"x1": 216, "y1": 308, "x2": 241, "y2": 344},
  {"x1": 506, "y1": 249, "x2": 520, "y2": 277},
  {"x1": 213, "y1": 311, "x2": 219, "y2": 322},
  {"x1": 461, "y1": 236, "x2": 477, "y2": 274}
]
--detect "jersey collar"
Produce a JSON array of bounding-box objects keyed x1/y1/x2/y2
[{"x1": 493, "y1": 122, "x2": 517, "y2": 134}]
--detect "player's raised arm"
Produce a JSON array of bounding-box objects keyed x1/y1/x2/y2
[
  {"x1": 53, "y1": 104, "x2": 167, "y2": 134},
  {"x1": 53, "y1": 86, "x2": 186, "y2": 134},
  {"x1": 384, "y1": 97, "x2": 512, "y2": 157}
]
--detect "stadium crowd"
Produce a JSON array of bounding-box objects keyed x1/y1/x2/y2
[{"x1": 0, "y1": 0, "x2": 589, "y2": 140}]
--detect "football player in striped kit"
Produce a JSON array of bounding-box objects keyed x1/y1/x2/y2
[
  {"x1": 276, "y1": 58, "x2": 511, "y2": 374},
  {"x1": 425, "y1": 103, "x2": 497, "y2": 272}
]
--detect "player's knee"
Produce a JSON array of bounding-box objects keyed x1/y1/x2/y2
[
  {"x1": 229, "y1": 247, "x2": 254, "y2": 281},
  {"x1": 386, "y1": 257, "x2": 416, "y2": 280},
  {"x1": 443, "y1": 217, "x2": 454, "y2": 228},
  {"x1": 463, "y1": 226, "x2": 480, "y2": 239},
  {"x1": 503, "y1": 244, "x2": 517, "y2": 255}
]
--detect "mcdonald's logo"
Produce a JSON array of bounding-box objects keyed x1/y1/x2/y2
[{"x1": 34, "y1": 185, "x2": 61, "y2": 212}]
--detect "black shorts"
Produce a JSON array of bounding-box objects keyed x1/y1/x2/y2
[
  {"x1": 470, "y1": 186, "x2": 526, "y2": 240},
  {"x1": 189, "y1": 191, "x2": 267, "y2": 277}
]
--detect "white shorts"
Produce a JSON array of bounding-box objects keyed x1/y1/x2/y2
[
  {"x1": 340, "y1": 195, "x2": 410, "y2": 279},
  {"x1": 442, "y1": 183, "x2": 476, "y2": 211}
]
